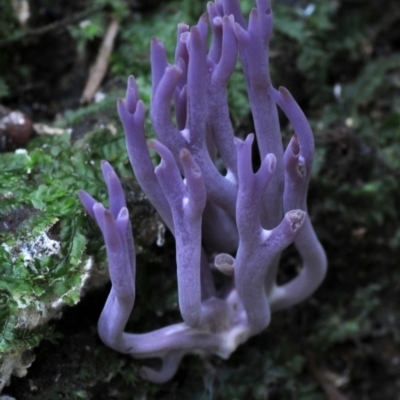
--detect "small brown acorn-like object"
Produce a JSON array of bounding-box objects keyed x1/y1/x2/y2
[{"x1": 0, "y1": 105, "x2": 33, "y2": 151}]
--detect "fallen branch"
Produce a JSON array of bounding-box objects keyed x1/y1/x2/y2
[
  {"x1": 80, "y1": 18, "x2": 120, "y2": 104},
  {"x1": 0, "y1": 6, "x2": 103, "y2": 47},
  {"x1": 307, "y1": 355, "x2": 350, "y2": 400}
]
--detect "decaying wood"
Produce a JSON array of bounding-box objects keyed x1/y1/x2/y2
[{"x1": 80, "y1": 19, "x2": 120, "y2": 104}]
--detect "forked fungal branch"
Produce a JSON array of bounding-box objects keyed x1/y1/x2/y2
[{"x1": 79, "y1": 0, "x2": 327, "y2": 383}]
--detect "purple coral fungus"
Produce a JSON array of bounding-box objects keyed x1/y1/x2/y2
[{"x1": 79, "y1": 0, "x2": 327, "y2": 383}]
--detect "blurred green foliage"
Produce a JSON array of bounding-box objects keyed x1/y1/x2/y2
[{"x1": 0, "y1": 1, "x2": 17, "y2": 40}]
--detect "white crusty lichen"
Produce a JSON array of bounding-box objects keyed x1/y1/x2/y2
[
  {"x1": 0, "y1": 227, "x2": 95, "y2": 392},
  {"x1": 6, "y1": 231, "x2": 60, "y2": 271}
]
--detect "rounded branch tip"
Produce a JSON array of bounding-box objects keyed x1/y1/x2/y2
[
  {"x1": 78, "y1": 190, "x2": 97, "y2": 215},
  {"x1": 187, "y1": 25, "x2": 205, "y2": 49},
  {"x1": 213, "y1": 16, "x2": 223, "y2": 26},
  {"x1": 151, "y1": 36, "x2": 164, "y2": 47},
  {"x1": 106, "y1": 169, "x2": 119, "y2": 184},
  {"x1": 180, "y1": 148, "x2": 201, "y2": 176},
  {"x1": 149, "y1": 139, "x2": 175, "y2": 169},
  {"x1": 233, "y1": 137, "x2": 242, "y2": 146},
  {"x1": 289, "y1": 134, "x2": 300, "y2": 156},
  {"x1": 265, "y1": 153, "x2": 276, "y2": 172},
  {"x1": 177, "y1": 22, "x2": 189, "y2": 32},
  {"x1": 128, "y1": 75, "x2": 136, "y2": 88},
  {"x1": 250, "y1": 7, "x2": 259, "y2": 20},
  {"x1": 117, "y1": 207, "x2": 129, "y2": 220},
  {"x1": 166, "y1": 64, "x2": 183, "y2": 76},
  {"x1": 117, "y1": 97, "x2": 125, "y2": 108},
  {"x1": 214, "y1": 253, "x2": 235, "y2": 276},
  {"x1": 148, "y1": 138, "x2": 165, "y2": 153},
  {"x1": 245, "y1": 133, "x2": 254, "y2": 145},
  {"x1": 285, "y1": 209, "x2": 306, "y2": 231},
  {"x1": 180, "y1": 31, "x2": 190, "y2": 43},
  {"x1": 101, "y1": 159, "x2": 112, "y2": 169},
  {"x1": 233, "y1": 20, "x2": 247, "y2": 39},
  {"x1": 101, "y1": 160, "x2": 115, "y2": 178},
  {"x1": 147, "y1": 139, "x2": 157, "y2": 150},
  {"x1": 297, "y1": 156, "x2": 307, "y2": 178},
  {"x1": 147, "y1": 138, "x2": 158, "y2": 151},
  {"x1": 199, "y1": 13, "x2": 208, "y2": 23},
  {"x1": 135, "y1": 99, "x2": 146, "y2": 116},
  {"x1": 93, "y1": 202, "x2": 106, "y2": 214},
  {"x1": 278, "y1": 86, "x2": 292, "y2": 100},
  {"x1": 207, "y1": 1, "x2": 220, "y2": 20}
]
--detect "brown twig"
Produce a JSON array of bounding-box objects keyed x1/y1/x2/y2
[
  {"x1": 80, "y1": 18, "x2": 120, "y2": 104},
  {"x1": 307, "y1": 355, "x2": 350, "y2": 400},
  {"x1": 0, "y1": 6, "x2": 104, "y2": 47}
]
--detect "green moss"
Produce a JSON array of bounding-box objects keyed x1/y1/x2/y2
[{"x1": 0, "y1": 123, "x2": 132, "y2": 369}]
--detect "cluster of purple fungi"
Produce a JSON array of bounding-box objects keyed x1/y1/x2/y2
[{"x1": 79, "y1": 0, "x2": 327, "y2": 383}]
